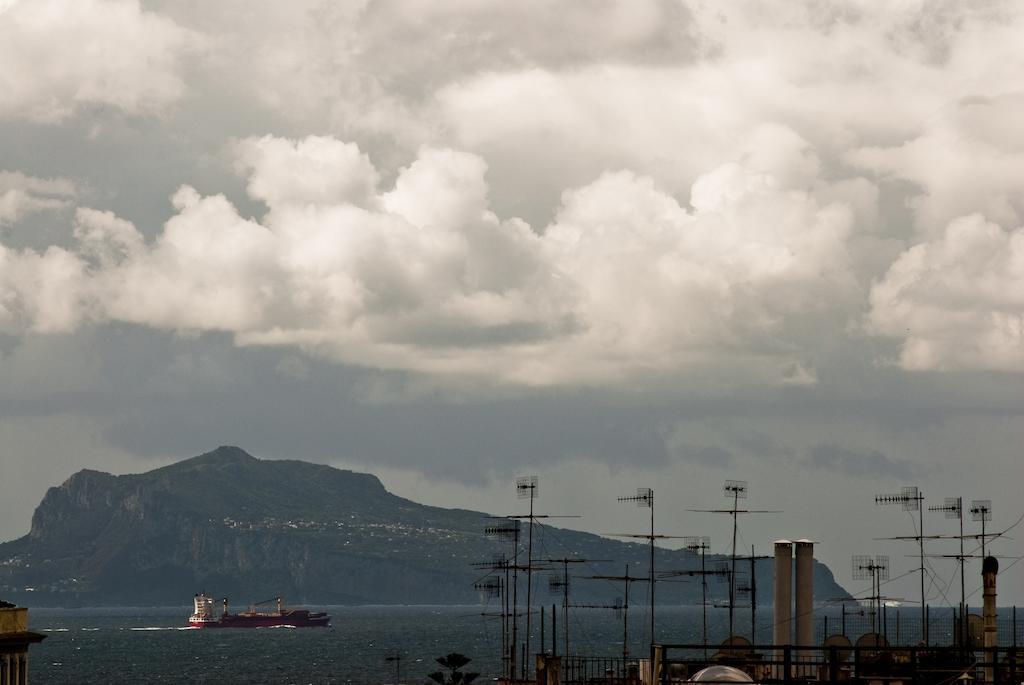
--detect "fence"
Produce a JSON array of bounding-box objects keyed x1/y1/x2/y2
[
  {"x1": 815, "y1": 606, "x2": 1023, "y2": 648},
  {"x1": 562, "y1": 655, "x2": 640, "y2": 683},
  {"x1": 653, "y1": 643, "x2": 1022, "y2": 685}
]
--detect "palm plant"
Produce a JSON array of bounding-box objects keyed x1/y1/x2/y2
[{"x1": 426, "y1": 653, "x2": 479, "y2": 685}]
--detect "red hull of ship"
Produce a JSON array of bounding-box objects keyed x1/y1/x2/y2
[{"x1": 190, "y1": 610, "x2": 330, "y2": 628}]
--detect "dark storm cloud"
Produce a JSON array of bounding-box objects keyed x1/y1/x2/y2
[
  {"x1": 804, "y1": 443, "x2": 922, "y2": 480},
  {"x1": 728, "y1": 430, "x2": 793, "y2": 460}
]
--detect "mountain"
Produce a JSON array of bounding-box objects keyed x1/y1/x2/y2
[{"x1": 0, "y1": 446, "x2": 851, "y2": 607}]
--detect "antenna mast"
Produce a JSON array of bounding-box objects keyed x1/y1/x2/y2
[
  {"x1": 661, "y1": 536, "x2": 726, "y2": 658},
  {"x1": 617, "y1": 487, "x2": 656, "y2": 647},
  {"x1": 497, "y1": 477, "x2": 579, "y2": 678},
  {"x1": 688, "y1": 480, "x2": 780, "y2": 638},
  {"x1": 517, "y1": 476, "x2": 538, "y2": 678},
  {"x1": 876, "y1": 485, "x2": 925, "y2": 642},
  {"x1": 737, "y1": 545, "x2": 772, "y2": 644},
  {"x1": 969, "y1": 500, "x2": 993, "y2": 557},
  {"x1": 544, "y1": 557, "x2": 601, "y2": 658},
  {"x1": 852, "y1": 555, "x2": 890, "y2": 636},
  {"x1": 725, "y1": 479, "x2": 745, "y2": 635},
  {"x1": 483, "y1": 520, "x2": 521, "y2": 679},
  {"x1": 580, "y1": 564, "x2": 649, "y2": 658},
  {"x1": 929, "y1": 497, "x2": 966, "y2": 644}
]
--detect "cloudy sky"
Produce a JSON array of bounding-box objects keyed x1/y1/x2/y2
[{"x1": 1, "y1": 0, "x2": 1021, "y2": 607}]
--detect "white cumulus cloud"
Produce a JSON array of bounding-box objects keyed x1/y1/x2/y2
[
  {"x1": 0, "y1": 0, "x2": 195, "y2": 122},
  {"x1": 0, "y1": 133, "x2": 865, "y2": 385},
  {"x1": 866, "y1": 214, "x2": 1024, "y2": 371}
]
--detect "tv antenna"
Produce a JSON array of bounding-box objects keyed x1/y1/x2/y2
[
  {"x1": 496, "y1": 477, "x2": 579, "y2": 679},
  {"x1": 738, "y1": 545, "x2": 772, "y2": 645},
  {"x1": 474, "y1": 574, "x2": 502, "y2": 599},
  {"x1": 613, "y1": 487, "x2": 682, "y2": 648},
  {"x1": 851, "y1": 555, "x2": 890, "y2": 636},
  {"x1": 688, "y1": 480, "x2": 781, "y2": 637},
  {"x1": 876, "y1": 485, "x2": 926, "y2": 641},
  {"x1": 543, "y1": 557, "x2": 605, "y2": 658},
  {"x1": 578, "y1": 564, "x2": 649, "y2": 658},
  {"x1": 517, "y1": 475, "x2": 538, "y2": 676},
  {"x1": 687, "y1": 536, "x2": 711, "y2": 652},
  {"x1": 658, "y1": 535, "x2": 724, "y2": 657},
  {"x1": 929, "y1": 496, "x2": 967, "y2": 643},
  {"x1": 480, "y1": 527, "x2": 520, "y2": 680},
  {"x1": 969, "y1": 500, "x2": 993, "y2": 557}
]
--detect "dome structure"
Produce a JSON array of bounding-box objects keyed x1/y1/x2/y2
[{"x1": 689, "y1": 665, "x2": 754, "y2": 683}]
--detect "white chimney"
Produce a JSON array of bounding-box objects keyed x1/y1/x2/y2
[
  {"x1": 773, "y1": 540, "x2": 793, "y2": 642},
  {"x1": 794, "y1": 540, "x2": 814, "y2": 661},
  {"x1": 773, "y1": 540, "x2": 793, "y2": 680}
]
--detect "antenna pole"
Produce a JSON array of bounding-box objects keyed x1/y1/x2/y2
[
  {"x1": 966, "y1": 493, "x2": 991, "y2": 651},
  {"x1": 701, "y1": 545, "x2": 708, "y2": 657},
  {"x1": 969, "y1": 500, "x2": 992, "y2": 582},
  {"x1": 874, "y1": 567, "x2": 879, "y2": 635},
  {"x1": 525, "y1": 486, "x2": 535, "y2": 678},
  {"x1": 689, "y1": 480, "x2": 778, "y2": 641},
  {"x1": 617, "y1": 487, "x2": 656, "y2": 648},
  {"x1": 750, "y1": 545, "x2": 756, "y2": 645},
  {"x1": 959, "y1": 498, "x2": 965, "y2": 645},
  {"x1": 511, "y1": 528, "x2": 519, "y2": 679},
  {"x1": 563, "y1": 560, "x2": 569, "y2": 658},
  {"x1": 624, "y1": 563, "x2": 631, "y2": 659},
  {"x1": 730, "y1": 487, "x2": 738, "y2": 637},
  {"x1": 875, "y1": 486, "x2": 925, "y2": 643},
  {"x1": 650, "y1": 490, "x2": 655, "y2": 647},
  {"x1": 918, "y1": 496, "x2": 925, "y2": 644},
  {"x1": 852, "y1": 555, "x2": 889, "y2": 638},
  {"x1": 504, "y1": 565, "x2": 509, "y2": 675},
  {"x1": 931, "y1": 496, "x2": 968, "y2": 647},
  {"x1": 580, "y1": 566, "x2": 648, "y2": 659},
  {"x1": 674, "y1": 536, "x2": 716, "y2": 657}
]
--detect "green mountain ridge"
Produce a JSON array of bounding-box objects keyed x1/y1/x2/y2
[{"x1": 0, "y1": 446, "x2": 852, "y2": 607}]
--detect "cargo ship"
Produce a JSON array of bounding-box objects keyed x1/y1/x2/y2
[{"x1": 189, "y1": 593, "x2": 330, "y2": 628}]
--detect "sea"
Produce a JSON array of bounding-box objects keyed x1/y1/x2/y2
[
  {"x1": 29, "y1": 605, "x2": 711, "y2": 684},
  {"x1": 27, "y1": 605, "x2": 1023, "y2": 684}
]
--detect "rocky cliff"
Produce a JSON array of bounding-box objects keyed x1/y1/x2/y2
[{"x1": 0, "y1": 446, "x2": 851, "y2": 607}]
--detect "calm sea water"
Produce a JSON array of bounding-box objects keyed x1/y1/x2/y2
[
  {"x1": 29, "y1": 605, "x2": 711, "y2": 684},
  {"x1": 28, "y1": 605, "x2": 1022, "y2": 684}
]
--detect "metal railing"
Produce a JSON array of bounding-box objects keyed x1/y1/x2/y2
[
  {"x1": 562, "y1": 655, "x2": 643, "y2": 684},
  {"x1": 815, "y1": 606, "x2": 1023, "y2": 648},
  {"x1": 653, "y1": 643, "x2": 1021, "y2": 685}
]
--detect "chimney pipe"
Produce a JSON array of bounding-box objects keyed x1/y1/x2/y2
[
  {"x1": 773, "y1": 540, "x2": 792, "y2": 678},
  {"x1": 795, "y1": 539, "x2": 814, "y2": 671},
  {"x1": 982, "y1": 556, "x2": 998, "y2": 684},
  {"x1": 773, "y1": 540, "x2": 793, "y2": 645}
]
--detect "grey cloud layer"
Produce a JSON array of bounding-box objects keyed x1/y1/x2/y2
[{"x1": 2, "y1": 0, "x2": 1022, "y2": 379}]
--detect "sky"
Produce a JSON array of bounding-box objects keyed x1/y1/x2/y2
[{"x1": 0, "y1": 0, "x2": 1022, "y2": 608}]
